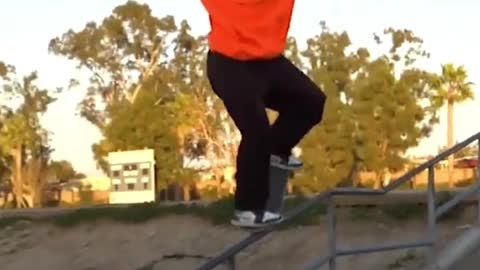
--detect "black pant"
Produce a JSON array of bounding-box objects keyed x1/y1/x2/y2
[{"x1": 206, "y1": 51, "x2": 326, "y2": 211}]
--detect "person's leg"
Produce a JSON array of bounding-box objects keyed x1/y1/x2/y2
[
  {"x1": 265, "y1": 56, "x2": 327, "y2": 161},
  {"x1": 206, "y1": 51, "x2": 275, "y2": 221}
]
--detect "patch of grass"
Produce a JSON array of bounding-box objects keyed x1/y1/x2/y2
[
  {"x1": 350, "y1": 206, "x2": 375, "y2": 221},
  {"x1": 51, "y1": 202, "x2": 170, "y2": 227},
  {"x1": 278, "y1": 196, "x2": 326, "y2": 229},
  {"x1": 0, "y1": 216, "x2": 32, "y2": 228},
  {"x1": 0, "y1": 202, "x2": 213, "y2": 229},
  {"x1": 50, "y1": 199, "x2": 237, "y2": 227},
  {"x1": 0, "y1": 191, "x2": 470, "y2": 230},
  {"x1": 376, "y1": 192, "x2": 466, "y2": 222},
  {"x1": 380, "y1": 203, "x2": 426, "y2": 220},
  {"x1": 0, "y1": 196, "x2": 327, "y2": 229},
  {"x1": 197, "y1": 196, "x2": 235, "y2": 225}
]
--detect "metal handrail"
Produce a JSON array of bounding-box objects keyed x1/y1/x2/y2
[{"x1": 196, "y1": 131, "x2": 480, "y2": 270}]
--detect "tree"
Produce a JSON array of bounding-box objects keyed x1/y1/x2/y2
[
  {"x1": 294, "y1": 23, "x2": 365, "y2": 192},
  {"x1": 169, "y1": 21, "x2": 240, "y2": 197},
  {"x1": 0, "y1": 62, "x2": 56, "y2": 207},
  {"x1": 438, "y1": 143, "x2": 478, "y2": 159},
  {"x1": 435, "y1": 63, "x2": 474, "y2": 187},
  {"x1": 456, "y1": 144, "x2": 478, "y2": 159},
  {"x1": 0, "y1": 62, "x2": 11, "y2": 188},
  {"x1": 0, "y1": 157, "x2": 7, "y2": 181},
  {"x1": 292, "y1": 24, "x2": 443, "y2": 192},
  {"x1": 49, "y1": 1, "x2": 178, "y2": 127},
  {"x1": 49, "y1": 2, "x2": 190, "y2": 195},
  {"x1": 48, "y1": 160, "x2": 85, "y2": 182},
  {"x1": 0, "y1": 145, "x2": 10, "y2": 185},
  {"x1": 0, "y1": 103, "x2": 10, "y2": 185},
  {"x1": 349, "y1": 28, "x2": 441, "y2": 188}
]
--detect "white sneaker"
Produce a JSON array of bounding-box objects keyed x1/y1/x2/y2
[
  {"x1": 270, "y1": 155, "x2": 303, "y2": 170},
  {"x1": 231, "y1": 210, "x2": 283, "y2": 228}
]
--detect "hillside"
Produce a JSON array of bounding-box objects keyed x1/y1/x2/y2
[{"x1": 0, "y1": 201, "x2": 476, "y2": 270}]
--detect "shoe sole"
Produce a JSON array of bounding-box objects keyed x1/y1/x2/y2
[
  {"x1": 271, "y1": 162, "x2": 302, "y2": 171},
  {"x1": 230, "y1": 217, "x2": 284, "y2": 229}
]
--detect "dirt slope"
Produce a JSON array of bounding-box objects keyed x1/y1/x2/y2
[{"x1": 0, "y1": 208, "x2": 475, "y2": 270}]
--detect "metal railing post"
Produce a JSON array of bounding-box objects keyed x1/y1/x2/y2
[
  {"x1": 427, "y1": 165, "x2": 437, "y2": 263},
  {"x1": 327, "y1": 194, "x2": 337, "y2": 270},
  {"x1": 226, "y1": 256, "x2": 236, "y2": 270},
  {"x1": 477, "y1": 139, "x2": 480, "y2": 224}
]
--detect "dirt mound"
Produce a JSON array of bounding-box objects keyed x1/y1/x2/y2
[{"x1": 0, "y1": 207, "x2": 474, "y2": 270}]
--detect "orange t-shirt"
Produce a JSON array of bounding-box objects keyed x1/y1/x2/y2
[{"x1": 201, "y1": 0, "x2": 295, "y2": 60}]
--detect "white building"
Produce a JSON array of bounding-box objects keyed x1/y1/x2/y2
[{"x1": 107, "y1": 149, "x2": 156, "y2": 204}]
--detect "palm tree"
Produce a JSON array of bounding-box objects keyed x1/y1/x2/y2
[{"x1": 436, "y1": 63, "x2": 474, "y2": 187}]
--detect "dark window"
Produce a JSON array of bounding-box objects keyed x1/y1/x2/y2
[
  {"x1": 127, "y1": 183, "x2": 134, "y2": 190},
  {"x1": 113, "y1": 184, "x2": 119, "y2": 191},
  {"x1": 112, "y1": 170, "x2": 120, "y2": 177},
  {"x1": 141, "y1": 168, "x2": 149, "y2": 176},
  {"x1": 143, "y1": 183, "x2": 148, "y2": 189},
  {"x1": 123, "y1": 164, "x2": 138, "y2": 171}
]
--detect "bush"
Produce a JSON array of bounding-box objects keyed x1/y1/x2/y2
[
  {"x1": 79, "y1": 190, "x2": 94, "y2": 205},
  {"x1": 380, "y1": 203, "x2": 426, "y2": 220},
  {"x1": 350, "y1": 206, "x2": 375, "y2": 221},
  {"x1": 455, "y1": 178, "x2": 474, "y2": 188}
]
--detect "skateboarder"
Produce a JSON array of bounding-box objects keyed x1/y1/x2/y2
[{"x1": 201, "y1": 0, "x2": 326, "y2": 228}]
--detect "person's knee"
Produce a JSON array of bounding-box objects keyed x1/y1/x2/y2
[{"x1": 307, "y1": 89, "x2": 326, "y2": 124}]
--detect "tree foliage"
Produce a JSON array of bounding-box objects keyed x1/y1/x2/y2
[
  {"x1": 48, "y1": 160, "x2": 86, "y2": 182},
  {"x1": 0, "y1": 61, "x2": 56, "y2": 207},
  {"x1": 49, "y1": 2, "x2": 186, "y2": 188},
  {"x1": 436, "y1": 64, "x2": 474, "y2": 105},
  {"x1": 291, "y1": 24, "x2": 443, "y2": 191},
  {"x1": 438, "y1": 143, "x2": 478, "y2": 159}
]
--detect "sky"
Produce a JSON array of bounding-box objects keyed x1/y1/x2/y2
[{"x1": 0, "y1": 0, "x2": 479, "y2": 177}]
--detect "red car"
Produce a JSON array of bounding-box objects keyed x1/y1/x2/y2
[{"x1": 454, "y1": 157, "x2": 478, "y2": 168}]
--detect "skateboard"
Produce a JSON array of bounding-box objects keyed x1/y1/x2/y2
[{"x1": 265, "y1": 164, "x2": 290, "y2": 214}]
